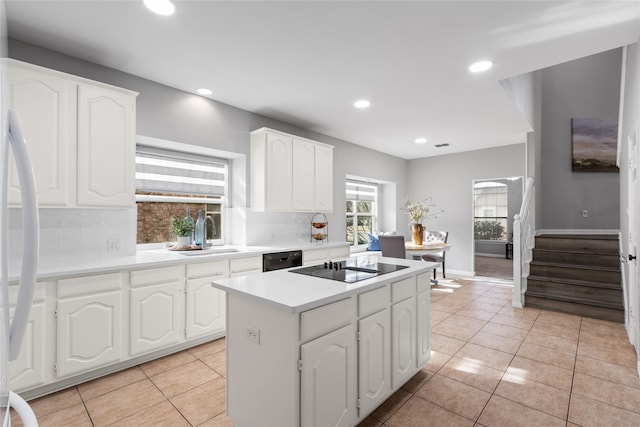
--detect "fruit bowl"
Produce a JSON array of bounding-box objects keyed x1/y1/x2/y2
[
  {"x1": 312, "y1": 222, "x2": 327, "y2": 229},
  {"x1": 312, "y1": 233, "x2": 326, "y2": 241}
]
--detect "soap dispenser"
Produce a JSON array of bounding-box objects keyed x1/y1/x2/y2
[{"x1": 195, "y1": 209, "x2": 205, "y2": 246}]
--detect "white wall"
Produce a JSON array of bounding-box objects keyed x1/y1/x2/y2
[{"x1": 406, "y1": 144, "x2": 526, "y2": 276}]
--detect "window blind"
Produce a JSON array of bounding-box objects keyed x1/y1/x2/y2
[
  {"x1": 135, "y1": 146, "x2": 227, "y2": 196},
  {"x1": 345, "y1": 180, "x2": 377, "y2": 201}
]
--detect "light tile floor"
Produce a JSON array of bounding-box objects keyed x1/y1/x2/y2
[{"x1": 13, "y1": 276, "x2": 640, "y2": 427}]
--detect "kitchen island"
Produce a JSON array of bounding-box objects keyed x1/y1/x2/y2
[{"x1": 212, "y1": 255, "x2": 435, "y2": 427}]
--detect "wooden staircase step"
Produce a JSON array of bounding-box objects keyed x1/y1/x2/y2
[
  {"x1": 532, "y1": 248, "x2": 619, "y2": 268},
  {"x1": 525, "y1": 296, "x2": 624, "y2": 323},
  {"x1": 529, "y1": 261, "x2": 620, "y2": 284},
  {"x1": 527, "y1": 277, "x2": 623, "y2": 307},
  {"x1": 527, "y1": 275, "x2": 622, "y2": 290},
  {"x1": 535, "y1": 235, "x2": 619, "y2": 253}
]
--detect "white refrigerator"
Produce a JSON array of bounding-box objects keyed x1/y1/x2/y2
[{"x1": 0, "y1": 62, "x2": 39, "y2": 426}]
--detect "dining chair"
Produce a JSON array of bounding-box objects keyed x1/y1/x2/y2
[
  {"x1": 421, "y1": 231, "x2": 448, "y2": 280},
  {"x1": 379, "y1": 235, "x2": 406, "y2": 259}
]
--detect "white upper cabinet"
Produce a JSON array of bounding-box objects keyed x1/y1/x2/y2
[
  {"x1": 251, "y1": 128, "x2": 334, "y2": 212},
  {"x1": 6, "y1": 59, "x2": 137, "y2": 208},
  {"x1": 77, "y1": 84, "x2": 136, "y2": 207},
  {"x1": 6, "y1": 62, "x2": 75, "y2": 206}
]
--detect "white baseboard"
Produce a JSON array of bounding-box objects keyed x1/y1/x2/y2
[
  {"x1": 476, "y1": 253, "x2": 507, "y2": 258},
  {"x1": 537, "y1": 229, "x2": 620, "y2": 235}
]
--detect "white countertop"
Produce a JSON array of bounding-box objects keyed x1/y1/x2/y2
[
  {"x1": 212, "y1": 255, "x2": 436, "y2": 313},
  {"x1": 9, "y1": 241, "x2": 350, "y2": 282}
]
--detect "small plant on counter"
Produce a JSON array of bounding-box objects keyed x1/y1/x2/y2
[{"x1": 170, "y1": 216, "x2": 194, "y2": 237}]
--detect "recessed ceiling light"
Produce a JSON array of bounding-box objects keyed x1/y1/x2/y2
[
  {"x1": 414, "y1": 138, "x2": 427, "y2": 144},
  {"x1": 353, "y1": 100, "x2": 371, "y2": 109},
  {"x1": 144, "y1": 0, "x2": 175, "y2": 16},
  {"x1": 469, "y1": 60, "x2": 493, "y2": 73},
  {"x1": 196, "y1": 88, "x2": 213, "y2": 96}
]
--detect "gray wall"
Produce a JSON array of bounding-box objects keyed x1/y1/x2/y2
[
  {"x1": 0, "y1": 0, "x2": 6, "y2": 58},
  {"x1": 540, "y1": 48, "x2": 622, "y2": 231},
  {"x1": 406, "y1": 144, "x2": 526, "y2": 276},
  {"x1": 8, "y1": 39, "x2": 409, "y2": 246}
]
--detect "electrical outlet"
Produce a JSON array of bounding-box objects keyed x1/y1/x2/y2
[
  {"x1": 107, "y1": 239, "x2": 122, "y2": 252},
  {"x1": 245, "y1": 325, "x2": 260, "y2": 344},
  {"x1": 582, "y1": 210, "x2": 589, "y2": 218}
]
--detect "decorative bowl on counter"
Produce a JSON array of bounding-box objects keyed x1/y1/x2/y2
[
  {"x1": 311, "y1": 222, "x2": 326, "y2": 229},
  {"x1": 312, "y1": 233, "x2": 327, "y2": 241}
]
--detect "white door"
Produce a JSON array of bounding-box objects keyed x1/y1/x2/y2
[
  {"x1": 358, "y1": 309, "x2": 391, "y2": 416},
  {"x1": 300, "y1": 324, "x2": 356, "y2": 427},
  {"x1": 628, "y1": 122, "x2": 640, "y2": 361}
]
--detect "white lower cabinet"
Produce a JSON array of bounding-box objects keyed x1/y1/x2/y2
[
  {"x1": 391, "y1": 296, "x2": 416, "y2": 389},
  {"x1": 129, "y1": 266, "x2": 183, "y2": 356},
  {"x1": 417, "y1": 275, "x2": 431, "y2": 366},
  {"x1": 358, "y1": 308, "x2": 391, "y2": 415},
  {"x1": 56, "y1": 273, "x2": 123, "y2": 378},
  {"x1": 185, "y1": 261, "x2": 228, "y2": 339},
  {"x1": 229, "y1": 256, "x2": 262, "y2": 277},
  {"x1": 9, "y1": 282, "x2": 47, "y2": 391},
  {"x1": 300, "y1": 324, "x2": 357, "y2": 427}
]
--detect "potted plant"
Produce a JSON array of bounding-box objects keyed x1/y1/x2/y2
[
  {"x1": 401, "y1": 196, "x2": 442, "y2": 245},
  {"x1": 171, "y1": 216, "x2": 194, "y2": 247}
]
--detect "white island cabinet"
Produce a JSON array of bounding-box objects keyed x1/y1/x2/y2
[{"x1": 213, "y1": 256, "x2": 434, "y2": 427}]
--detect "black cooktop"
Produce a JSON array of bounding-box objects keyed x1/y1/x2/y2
[{"x1": 290, "y1": 259, "x2": 409, "y2": 283}]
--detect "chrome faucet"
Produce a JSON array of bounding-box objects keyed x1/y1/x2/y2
[{"x1": 203, "y1": 215, "x2": 216, "y2": 249}]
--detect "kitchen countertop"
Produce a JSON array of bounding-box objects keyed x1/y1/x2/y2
[
  {"x1": 9, "y1": 241, "x2": 350, "y2": 283},
  {"x1": 212, "y1": 255, "x2": 436, "y2": 313}
]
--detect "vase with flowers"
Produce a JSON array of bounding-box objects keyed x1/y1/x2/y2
[{"x1": 401, "y1": 196, "x2": 442, "y2": 245}]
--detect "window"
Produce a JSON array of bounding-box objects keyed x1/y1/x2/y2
[
  {"x1": 135, "y1": 145, "x2": 228, "y2": 245},
  {"x1": 346, "y1": 180, "x2": 378, "y2": 247},
  {"x1": 474, "y1": 182, "x2": 507, "y2": 240}
]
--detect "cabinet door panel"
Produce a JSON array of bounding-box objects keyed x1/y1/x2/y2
[
  {"x1": 391, "y1": 296, "x2": 416, "y2": 389},
  {"x1": 130, "y1": 283, "x2": 182, "y2": 356},
  {"x1": 358, "y1": 309, "x2": 391, "y2": 415},
  {"x1": 301, "y1": 324, "x2": 356, "y2": 427},
  {"x1": 7, "y1": 65, "x2": 75, "y2": 205},
  {"x1": 56, "y1": 291, "x2": 122, "y2": 378},
  {"x1": 292, "y1": 138, "x2": 315, "y2": 211},
  {"x1": 265, "y1": 133, "x2": 292, "y2": 211},
  {"x1": 417, "y1": 291, "x2": 431, "y2": 366},
  {"x1": 186, "y1": 277, "x2": 225, "y2": 339},
  {"x1": 77, "y1": 84, "x2": 135, "y2": 207},
  {"x1": 9, "y1": 302, "x2": 46, "y2": 391},
  {"x1": 314, "y1": 144, "x2": 333, "y2": 212}
]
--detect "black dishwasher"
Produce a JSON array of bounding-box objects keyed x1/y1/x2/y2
[{"x1": 262, "y1": 250, "x2": 303, "y2": 272}]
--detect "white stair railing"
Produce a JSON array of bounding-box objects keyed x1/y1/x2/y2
[{"x1": 512, "y1": 177, "x2": 535, "y2": 308}]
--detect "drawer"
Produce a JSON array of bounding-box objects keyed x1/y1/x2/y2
[
  {"x1": 186, "y1": 260, "x2": 229, "y2": 279},
  {"x1": 229, "y1": 256, "x2": 262, "y2": 276},
  {"x1": 417, "y1": 272, "x2": 431, "y2": 293},
  {"x1": 358, "y1": 286, "x2": 388, "y2": 317},
  {"x1": 391, "y1": 277, "x2": 415, "y2": 303},
  {"x1": 130, "y1": 266, "x2": 181, "y2": 288},
  {"x1": 301, "y1": 298, "x2": 355, "y2": 342}
]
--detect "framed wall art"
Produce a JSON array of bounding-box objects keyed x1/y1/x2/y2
[{"x1": 571, "y1": 117, "x2": 619, "y2": 172}]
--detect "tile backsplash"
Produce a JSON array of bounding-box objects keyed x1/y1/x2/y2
[{"x1": 8, "y1": 208, "x2": 137, "y2": 262}]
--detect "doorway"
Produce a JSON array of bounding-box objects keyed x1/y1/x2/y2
[{"x1": 472, "y1": 177, "x2": 523, "y2": 280}]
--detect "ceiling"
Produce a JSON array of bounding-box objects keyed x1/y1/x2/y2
[{"x1": 5, "y1": 1, "x2": 640, "y2": 159}]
